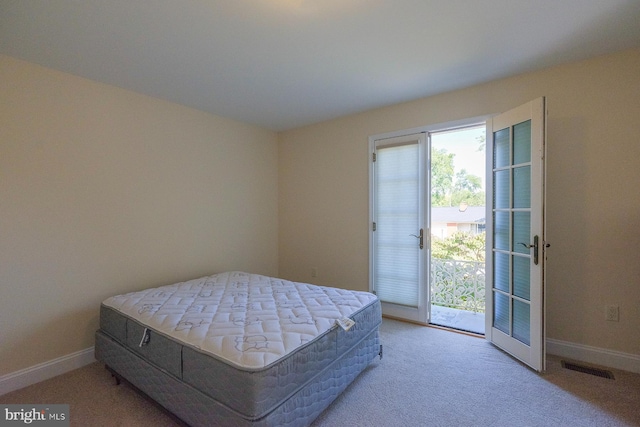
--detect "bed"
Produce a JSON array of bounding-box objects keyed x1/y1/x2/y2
[{"x1": 94, "y1": 271, "x2": 382, "y2": 426}]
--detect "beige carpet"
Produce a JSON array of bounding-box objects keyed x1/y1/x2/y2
[{"x1": 2, "y1": 319, "x2": 640, "y2": 426}]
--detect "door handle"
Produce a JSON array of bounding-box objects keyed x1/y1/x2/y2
[
  {"x1": 410, "y1": 229, "x2": 424, "y2": 250},
  {"x1": 517, "y1": 235, "x2": 539, "y2": 265}
]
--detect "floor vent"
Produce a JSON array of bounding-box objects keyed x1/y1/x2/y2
[{"x1": 561, "y1": 361, "x2": 614, "y2": 379}]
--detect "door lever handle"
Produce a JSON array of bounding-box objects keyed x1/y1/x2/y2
[
  {"x1": 517, "y1": 236, "x2": 539, "y2": 265},
  {"x1": 409, "y1": 229, "x2": 424, "y2": 250}
]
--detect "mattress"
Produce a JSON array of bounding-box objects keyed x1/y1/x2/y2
[{"x1": 95, "y1": 271, "x2": 382, "y2": 425}]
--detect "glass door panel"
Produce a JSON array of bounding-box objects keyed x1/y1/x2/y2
[
  {"x1": 513, "y1": 300, "x2": 531, "y2": 345},
  {"x1": 492, "y1": 119, "x2": 532, "y2": 346},
  {"x1": 513, "y1": 256, "x2": 530, "y2": 300}
]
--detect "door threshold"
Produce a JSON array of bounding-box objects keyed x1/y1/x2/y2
[
  {"x1": 428, "y1": 323, "x2": 485, "y2": 338},
  {"x1": 382, "y1": 314, "x2": 484, "y2": 338},
  {"x1": 381, "y1": 314, "x2": 428, "y2": 326}
]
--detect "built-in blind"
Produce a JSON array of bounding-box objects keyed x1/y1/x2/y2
[{"x1": 373, "y1": 140, "x2": 421, "y2": 307}]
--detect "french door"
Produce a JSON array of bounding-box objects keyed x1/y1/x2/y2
[
  {"x1": 369, "y1": 98, "x2": 546, "y2": 371},
  {"x1": 370, "y1": 133, "x2": 428, "y2": 324},
  {"x1": 485, "y1": 97, "x2": 547, "y2": 372}
]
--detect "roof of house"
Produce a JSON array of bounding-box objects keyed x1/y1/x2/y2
[{"x1": 431, "y1": 206, "x2": 485, "y2": 224}]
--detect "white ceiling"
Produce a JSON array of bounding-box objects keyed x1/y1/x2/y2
[{"x1": 2, "y1": 1, "x2": 640, "y2": 131}]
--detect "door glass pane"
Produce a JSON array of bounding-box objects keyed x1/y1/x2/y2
[
  {"x1": 513, "y1": 299, "x2": 531, "y2": 345},
  {"x1": 494, "y1": 252, "x2": 509, "y2": 292},
  {"x1": 513, "y1": 120, "x2": 531, "y2": 165},
  {"x1": 494, "y1": 292, "x2": 509, "y2": 334},
  {"x1": 375, "y1": 143, "x2": 420, "y2": 307},
  {"x1": 494, "y1": 170, "x2": 509, "y2": 209},
  {"x1": 494, "y1": 128, "x2": 510, "y2": 168},
  {"x1": 494, "y1": 211, "x2": 509, "y2": 251},
  {"x1": 513, "y1": 166, "x2": 531, "y2": 209},
  {"x1": 513, "y1": 255, "x2": 530, "y2": 300},
  {"x1": 512, "y1": 212, "x2": 531, "y2": 255}
]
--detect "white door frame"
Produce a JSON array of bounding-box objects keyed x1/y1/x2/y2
[{"x1": 369, "y1": 115, "x2": 490, "y2": 324}]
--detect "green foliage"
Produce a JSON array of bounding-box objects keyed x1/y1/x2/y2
[
  {"x1": 431, "y1": 149, "x2": 484, "y2": 207},
  {"x1": 454, "y1": 169, "x2": 481, "y2": 192},
  {"x1": 451, "y1": 190, "x2": 485, "y2": 207},
  {"x1": 431, "y1": 148, "x2": 454, "y2": 206},
  {"x1": 431, "y1": 232, "x2": 486, "y2": 312},
  {"x1": 476, "y1": 133, "x2": 486, "y2": 152},
  {"x1": 431, "y1": 231, "x2": 485, "y2": 262}
]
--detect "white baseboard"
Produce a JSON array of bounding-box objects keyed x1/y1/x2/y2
[
  {"x1": 547, "y1": 338, "x2": 640, "y2": 374},
  {"x1": 0, "y1": 347, "x2": 95, "y2": 396}
]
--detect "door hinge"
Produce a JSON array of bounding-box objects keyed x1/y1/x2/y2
[
  {"x1": 372, "y1": 152, "x2": 376, "y2": 162},
  {"x1": 372, "y1": 222, "x2": 377, "y2": 231}
]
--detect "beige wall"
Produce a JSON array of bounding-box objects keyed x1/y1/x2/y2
[
  {"x1": 0, "y1": 55, "x2": 279, "y2": 376},
  {"x1": 279, "y1": 48, "x2": 640, "y2": 356},
  {"x1": 2, "y1": 47, "x2": 639, "y2": 377}
]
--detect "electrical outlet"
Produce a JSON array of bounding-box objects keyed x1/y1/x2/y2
[
  {"x1": 605, "y1": 305, "x2": 619, "y2": 322},
  {"x1": 311, "y1": 267, "x2": 318, "y2": 278}
]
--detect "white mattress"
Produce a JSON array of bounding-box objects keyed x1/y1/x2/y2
[{"x1": 102, "y1": 271, "x2": 378, "y2": 370}]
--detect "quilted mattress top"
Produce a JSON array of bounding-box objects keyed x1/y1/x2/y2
[{"x1": 102, "y1": 271, "x2": 378, "y2": 370}]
